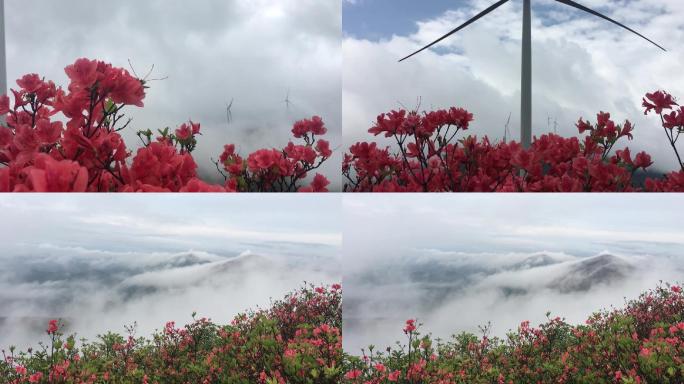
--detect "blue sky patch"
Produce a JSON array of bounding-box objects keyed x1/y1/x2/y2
[{"x1": 342, "y1": 0, "x2": 646, "y2": 41}]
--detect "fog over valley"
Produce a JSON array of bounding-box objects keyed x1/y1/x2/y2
[
  {"x1": 344, "y1": 249, "x2": 683, "y2": 353},
  {"x1": 343, "y1": 194, "x2": 684, "y2": 353},
  {"x1": 0, "y1": 195, "x2": 341, "y2": 350}
]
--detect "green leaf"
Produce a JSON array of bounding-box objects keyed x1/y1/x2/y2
[
  {"x1": 104, "y1": 99, "x2": 116, "y2": 114},
  {"x1": 667, "y1": 366, "x2": 675, "y2": 376}
]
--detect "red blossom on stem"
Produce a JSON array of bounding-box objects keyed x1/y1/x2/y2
[{"x1": 344, "y1": 92, "x2": 684, "y2": 192}]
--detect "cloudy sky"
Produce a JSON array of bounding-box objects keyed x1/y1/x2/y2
[
  {"x1": 5, "y1": 0, "x2": 342, "y2": 188},
  {"x1": 0, "y1": 194, "x2": 341, "y2": 350},
  {"x1": 343, "y1": 194, "x2": 684, "y2": 353},
  {"x1": 343, "y1": 0, "x2": 684, "y2": 173}
]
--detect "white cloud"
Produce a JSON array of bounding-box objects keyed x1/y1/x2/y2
[
  {"x1": 343, "y1": 193, "x2": 684, "y2": 267},
  {"x1": 77, "y1": 213, "x2": 342, "y2": 247},
  {"x1": 0, "y1": 194, "x2": 342, "y2": 253}
]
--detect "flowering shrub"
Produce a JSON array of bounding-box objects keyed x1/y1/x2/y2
[
  {"x1": 0, "y1": 58, "x2": 332, "y2": 192},
  {"x1": 342, "y1": 283, "x2": 684, "y2": 383},
  {"x1": 343, "y1": 92, "x2": 684, "y2": 192},
  {"x1": 0, "y1": 283, "x2": 342, "y2": 383}
]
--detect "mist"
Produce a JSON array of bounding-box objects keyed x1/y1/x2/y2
[
  {"x1": 343, "y1": 194, "x2": 684, "y2": 353},
  {"x1": 0, "y1": 194, "x2": 341, "y2": 350}
]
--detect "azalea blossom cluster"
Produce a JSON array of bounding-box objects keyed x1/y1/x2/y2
[
  {"x1": 0, "y1": 284, "x2": 342, "y2": 383},
  {"x1": 343, "y1": 93, "x2": 684, "y2": 192},
  {"x1": 342, "y1": 283, "x2": 684, "y2": 383},
  {"x1": 218, "y1": 116, "x2": 332, "y2": 192},
  {"x1": 0, "y1": 58, "x2": 332, "y2": 192},
  {"x1": 640, "y1": 90, "x2": 684, "y2": 191}
]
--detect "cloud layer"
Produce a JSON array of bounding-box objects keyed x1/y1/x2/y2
[
  {"x1": 0, "y1": 194, "x2": 341, "y2": 349},
  {"x1": 343, "y1": 194, "x2": 684, "y2": 353},
  {"x1": 343, "y1": 0, "x2": 684, "y2": 172},
  {"x1": 344, "y1": 248, "x2": 684, "y2": 354}
]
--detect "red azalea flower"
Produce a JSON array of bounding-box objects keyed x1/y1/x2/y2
[
  {"x1": 643, "y1": 90, "x2": 677, "y2": 115},
  {"x1": 47, "y1": 319, "x2": 58, "y2": 334},
  {"x1": 175, "y1": 123, "x2": 193, "y2": 140}
]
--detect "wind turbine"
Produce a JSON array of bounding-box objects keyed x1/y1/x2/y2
[
  {"x1": 399, "y1": 0, "x2": 665, "y2": 148},
  {"x1": 0, "y1": 0, "x2": 6, "y2": 126},
  {"x1": 283, "y1": 88, "x2": 292, "y2": 110},
  {"x1": 226, "y1": 98, "x2": 234, "y2": 125}
]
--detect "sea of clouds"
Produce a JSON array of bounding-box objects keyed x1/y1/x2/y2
[
  {"x1": 344, "y1": 249, "x2": 684, "y2": 353},
  {"x1": 0, "y1": 244, "x2": 340, "y2": 350},
  {"x1": 0, "y1": 194, "x2": 341, "y2": 350}
]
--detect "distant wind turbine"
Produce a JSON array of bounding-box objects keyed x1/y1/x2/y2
[
  {"x1": 399, "y1": 0, "x2": 666, "y2": 148},
  {"x1": 503, "y1": 112, "x2": 511, "y2": 143},
  {"x1": 226, "y1": 98, "x2": 234, "y2": 125},
  {"x1": 283, "y1": 88, "x2": 292, "y2": 110}
]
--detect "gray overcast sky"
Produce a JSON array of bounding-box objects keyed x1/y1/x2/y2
[
  {"x1": 344, "y1": 193, "x2": 684, "y2": 264},
  {"x1": 0, "y1": 194, "x2": 342, "y2": 252},
  {"x1": 343, "y1": 0, "x2": 684, "y2": 173},
  {"x1": 5, "y1": 0, "x2": 342, "y2": 188}
]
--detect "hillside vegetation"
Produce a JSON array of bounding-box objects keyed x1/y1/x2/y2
[{"x1": 1, "y1": 284, "x2": 342, "y2": 384}]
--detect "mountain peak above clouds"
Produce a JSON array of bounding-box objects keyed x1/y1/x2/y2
[
  {"x1": 160, "y1": 251, "x2": 225, "y2": 269},
  {"x1": 509, "y1": 252, "x2": 576, "y2": 271},
  {"x1": 550, "y1": 253, "x2": 635, "y2": 293},
  {"x1": 208, "y1": 252, "x2": 274, "y2": 274},
  {"x1": 118, "y1": 252, "x2": 276, "y2": 300}
]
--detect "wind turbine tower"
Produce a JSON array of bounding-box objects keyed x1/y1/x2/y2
[{"x1": 0, "y1": 0, "x2": 6, "y2": 126}]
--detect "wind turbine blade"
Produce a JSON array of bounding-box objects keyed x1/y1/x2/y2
[
  {"x1": 555, "y1": 0, "x2": 666, "y2": 51},
  {"x1": 399, "y1": 0, "x2": 510, "y2": 62}
]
